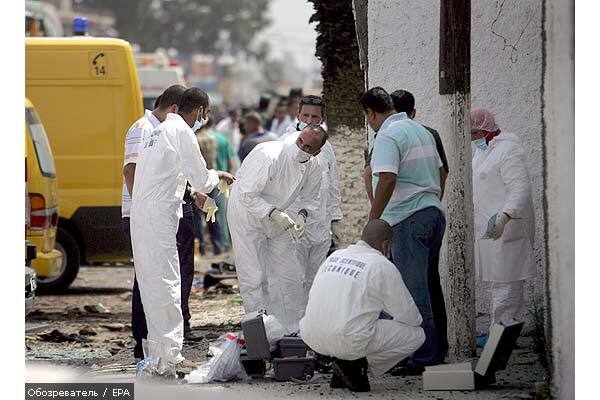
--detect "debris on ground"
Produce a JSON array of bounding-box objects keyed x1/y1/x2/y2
[
  {"x1": 100, "y1": 323, "x2": 127, "y2": 332},
  {"x1": 39, "y1": 329, "x2": 92, "y2": 343},
  {"x1": 79, "y1": 326, "x2": 97, "y2": 336},
  {"x1": 84, "y1": 303, "x2": 111, "y2": 314}
]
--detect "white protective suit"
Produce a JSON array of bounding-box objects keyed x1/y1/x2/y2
[
  {"x1": 227, "y1": 140, "x2": 322, "y2": 333},
  {"x1": 473, "y1": 132, "x2": 536, "y2": 325},
  {"x1": 131, "y1": 113, "x2": 219, "y2": 364},
  {"x1": 299, "y1": 240, "x2": 425, "y2": 377},
  {"x1": 279, "y1": 128, "x2": 342, "y2": 295}
]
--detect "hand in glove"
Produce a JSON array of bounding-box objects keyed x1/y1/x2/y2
[
  {"x1": 331, "y1": 220, "x2": 342, "y2": 244},
  {"x1": 217, "y1": 178, "x2": 231, "y2": 198},
  {"x1": 202, "y1": 197, "x2": 219, "y2": 223},
  {"x1": 270, "y1": 209, "x2": 295, "y2": 231},
  {"x1": 484, "y1": 212, "x2": 511, "y2": 240},
  {"x1": 217, "y1": 171, "x2": 235, "y2": 185},
  {"x1": 290, "y1": 212, "x2": 307, "y2": 242}
]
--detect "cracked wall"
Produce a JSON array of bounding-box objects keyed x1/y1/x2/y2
[{"x1": 366, "y1": 0, "x2": 546, "y2": 331}]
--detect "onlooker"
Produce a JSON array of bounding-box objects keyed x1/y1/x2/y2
[
  {"x1": 208, "y1": 117, "x2": 236, "y2": 250},
  {"x1": 361, "y1": 87, "x2": 445, "y2": 370},
  {"x1": 215, "y1": 108, "x2": 242, "y2": 154},
  {"x1": 269, "y1": 101, "x2": 292, "y2": 137},
  {"x1": 194, "y1": 118, "x2": 224, "y2": 255},
  {"x1": 300, "y1": 220, "x2": 424, "y2": 392},
  {"x1": 238, "y1": 112, "x2": 277, "y2": 162},
  {"x1": 389, "y1": 89, "x2": 449, "y2": 363}
]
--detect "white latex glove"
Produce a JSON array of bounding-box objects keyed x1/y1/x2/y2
[
  {"x1": 291, "y1": 212, "x2": 307, "y2": 242},
  {"x1": 217, "y1": 178, "x2": 230, "y2": 198},
  {"x1": 331, "y1": 220, "x2": 342, "y2": 244},
  {"x1": 202, "y1": 197, "x2": 219, "y2": 223},
  {"x1": 485, "y1": 212, "x2": 511, "y2": 240},
  {"x1": 270, "y1": 209, "x2": 295, "y2": 231}
]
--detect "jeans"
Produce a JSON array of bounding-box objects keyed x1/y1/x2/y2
[
  {"x1": 193, "y1": 190, "x2": 225, "y2": 255},
  {"x1": 390, "y1": 206, "x2": 446, "y2": 366},
  {"x1": 123, "y1": 210, "x2": 196, "y2": 358}
]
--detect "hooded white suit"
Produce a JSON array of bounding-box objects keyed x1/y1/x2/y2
[
  {"x1": 131, "y1": 113, "x2": 219, "y2": 364},
  {"x1": 227, "y1": 140, "x2": 322, "y2": 333},
  {"x1": 279, "y1": 128, "x2": 342, "y2": 294}
]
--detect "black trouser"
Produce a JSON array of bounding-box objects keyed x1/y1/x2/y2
[
  {"x1": 428, "y1": 242, "x2": 448, "y2": 363},
  {"x1": 123, "y1": 208, "x2": 196, "y2": 359}
]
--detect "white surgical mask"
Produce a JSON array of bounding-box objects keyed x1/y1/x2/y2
[
  {"x1": 193, "y1": 118, "x2": 208, "y2": 132},
  {"x1": 293, "y1": 145, "x2": 312, "y2": 163},
  {"x1": 297, "y1": 121, "x2": 309, "y2": 131},
  {"x1": 473, "y1": 137, "x2": 488, "y2": 151}
]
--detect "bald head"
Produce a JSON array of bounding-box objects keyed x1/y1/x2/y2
[
  {"x1": 361, "y1": 219, "x2": 392, "y2": 252},
  {"x1": 296, "y1": 125, "x2": 328, "y2": 155}
]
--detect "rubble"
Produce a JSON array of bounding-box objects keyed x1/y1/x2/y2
[
  {"x1": 100, "y1": 323, "x2": 127, "y2": 332},
  {"x1": 79, "y1": 326, "x2": 98, "y2": 336},
  {"x1": 39, "y1": 329, "x2": 92, "y2": 343}
]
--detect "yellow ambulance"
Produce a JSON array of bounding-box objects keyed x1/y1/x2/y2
[{"x1": 25, "y1": 37, "x2": 143, "y2": 290}]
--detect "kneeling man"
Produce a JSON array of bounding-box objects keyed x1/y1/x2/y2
[{"x1": 299, "y1": 219, "x2": 425, "y2": 392}]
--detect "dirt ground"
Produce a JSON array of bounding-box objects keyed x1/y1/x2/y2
[{"x1": 25, "y1": 250, "x2": 551, "y2": 399}]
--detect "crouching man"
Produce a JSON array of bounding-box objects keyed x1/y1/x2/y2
[{"x1": 299, "y1": 219, "x2": 425, "y2": 392}]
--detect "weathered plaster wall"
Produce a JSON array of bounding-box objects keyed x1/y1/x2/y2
[
  {"x1": 366, "y1": 0, "x2": 546, "y2": 327},
  {"x1": 543, "y1": 0, "x2": 574, "y2": 397}
]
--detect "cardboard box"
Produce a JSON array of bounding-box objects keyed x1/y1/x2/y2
[{"x1": 423, "y1": 321, "x2": 524, "y2": 391}]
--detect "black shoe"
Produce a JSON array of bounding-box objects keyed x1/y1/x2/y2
[
  {"x1": 331, "y1": 357, "x2": 370, "y2": 392},
  {"x1": 184, "y1": 327, "x2": 204, "y2": 342},
  {"x1": 330, "y1": 371, "x2": 346, "y2": 389},
  {"x1": 389, "y1": 364, "x2": 425, "y2": 376}
]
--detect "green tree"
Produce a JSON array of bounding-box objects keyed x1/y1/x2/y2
[{"x1": 76, "y1": 0, "x2": 271, "y2": 54}]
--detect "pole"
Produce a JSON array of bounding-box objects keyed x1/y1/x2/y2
[{"x1": 439, "y1": 0, "x2": 475, "y2": 360}]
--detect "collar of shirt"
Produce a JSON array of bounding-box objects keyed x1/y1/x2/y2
[
  {"x1": 379, "y1": 112, "x2": 408, "y2": 133},
  {"x1": 166, "y1": 112, "x2": 185, "y2": 123},
  {"x1": 354, "y1": 239, "x2": 383, "y2": 255},
  {"x1": 145, "y1": 109, "x2": 161, "y2": 128}
]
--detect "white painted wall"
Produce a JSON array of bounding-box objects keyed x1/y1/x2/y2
[{"x1": 367, "y1": 0, "x2": 546, "y2": 327}]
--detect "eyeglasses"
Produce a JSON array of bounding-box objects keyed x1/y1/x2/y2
[{"x1": 300, "y1": 97, "x2": 323, "y2": 105}]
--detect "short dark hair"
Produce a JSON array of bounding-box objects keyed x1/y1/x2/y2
[
  {"x1": 299, "y1": 95, "x2": 325, "y2": 116},
  {"x1": 242, "y1": 111, "x2": 262, "y2": 127},
  {"x1": 178, "y1": 87, "x2": 210, "y2": 114},
  {"x1": 153, "y1": 95, "x2": 162, "y2": 109},
  {"x1": 359, "y1": 87, "x2": 395, "y2": 114},
  {"x1": 158, "y1": 85, "x2": 186, "y2": 111},
  {"x1": 390, "y1": 90, "x2": 415, "y2": 114}
]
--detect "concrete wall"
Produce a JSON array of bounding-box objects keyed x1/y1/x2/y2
[
  {"x1": 543, "y1": 0, "x2": 574, "y2": 397},
  {"x1": 366, "y1": 0, "x2": 547, "y2": 327}
]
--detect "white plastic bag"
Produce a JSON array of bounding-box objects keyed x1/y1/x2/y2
[
  {"x1": 186, "y1": 332, "x2": 249, "y2": 384},
  {"x1": 135, "y1": 339, "x2": 177, "y2": 379},
  {"x1": 263, "y1": 314, "x2": 286, "y2": 350}
]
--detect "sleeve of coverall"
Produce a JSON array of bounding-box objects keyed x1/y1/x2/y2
[
  {"x1": 498, "y1": 144, "x2": 532, "y2": 219},
  {"x1": 234, "y1": 151, "x2": 276, "y2": 219},
  {"x1": 298, "y1": 159, "x2": 323, "y2": 218},
  {"x1": 179, "y1": 129, "x2": 219, "y2": 193},
  {"x1": 324, "y1": 142, "x2": 343, "y2": 221},
  {"x1": 378, "y1": 263, "x2": 423, "y2": 327}
]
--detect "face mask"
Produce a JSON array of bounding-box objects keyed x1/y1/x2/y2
[
  {"x1": 192, "y1": 118, "x2": 208, "y2": 132},
  {"x1": 297, "y1": 121, "x2": 309, "y2": 131},
  {"x1": 293, "y1": 144, "x2": 313, "y2": 163},
  {"x1": 473, "y1": 137, "x2": 488, "y2": 151}
]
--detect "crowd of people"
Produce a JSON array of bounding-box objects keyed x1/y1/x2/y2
[{"x1": 121, "y1": 83, "x2": 536, "y2": 391}]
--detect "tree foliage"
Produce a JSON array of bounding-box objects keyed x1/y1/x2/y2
[{"x1": 75, "y1": 0, "x2": 271, "y2": 54}]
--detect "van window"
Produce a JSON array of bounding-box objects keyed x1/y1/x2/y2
[{"x1": 26, "y1": 107, "x2": 56, "y2": 177}]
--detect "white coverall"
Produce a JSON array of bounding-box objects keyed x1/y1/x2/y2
[
  {"x1": 227, "y1": 140, "x2": 322, "y2": 333},
  {"x1": 299, "y1": 240, "x2": 425, "y2": 377},
  {"x1": 279, "y1": 129, "x2": 342, "y2": 295},
  {"x1": 473, "y1": 132, "x2": 536, "y2": 326},
  {"x1": 131, "y1": 113, "x2": 219, "y2": 364}
]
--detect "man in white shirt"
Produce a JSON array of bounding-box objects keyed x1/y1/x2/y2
[
  {"x1": 300, "y1": 219, "x2": 425, "y2": 392},
  {"x1": 131, "y1": 87, "x2": 234, "y2": 375},
  {"x1": 269, "y1": 101, "x2": 293, "y2": 137}
]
